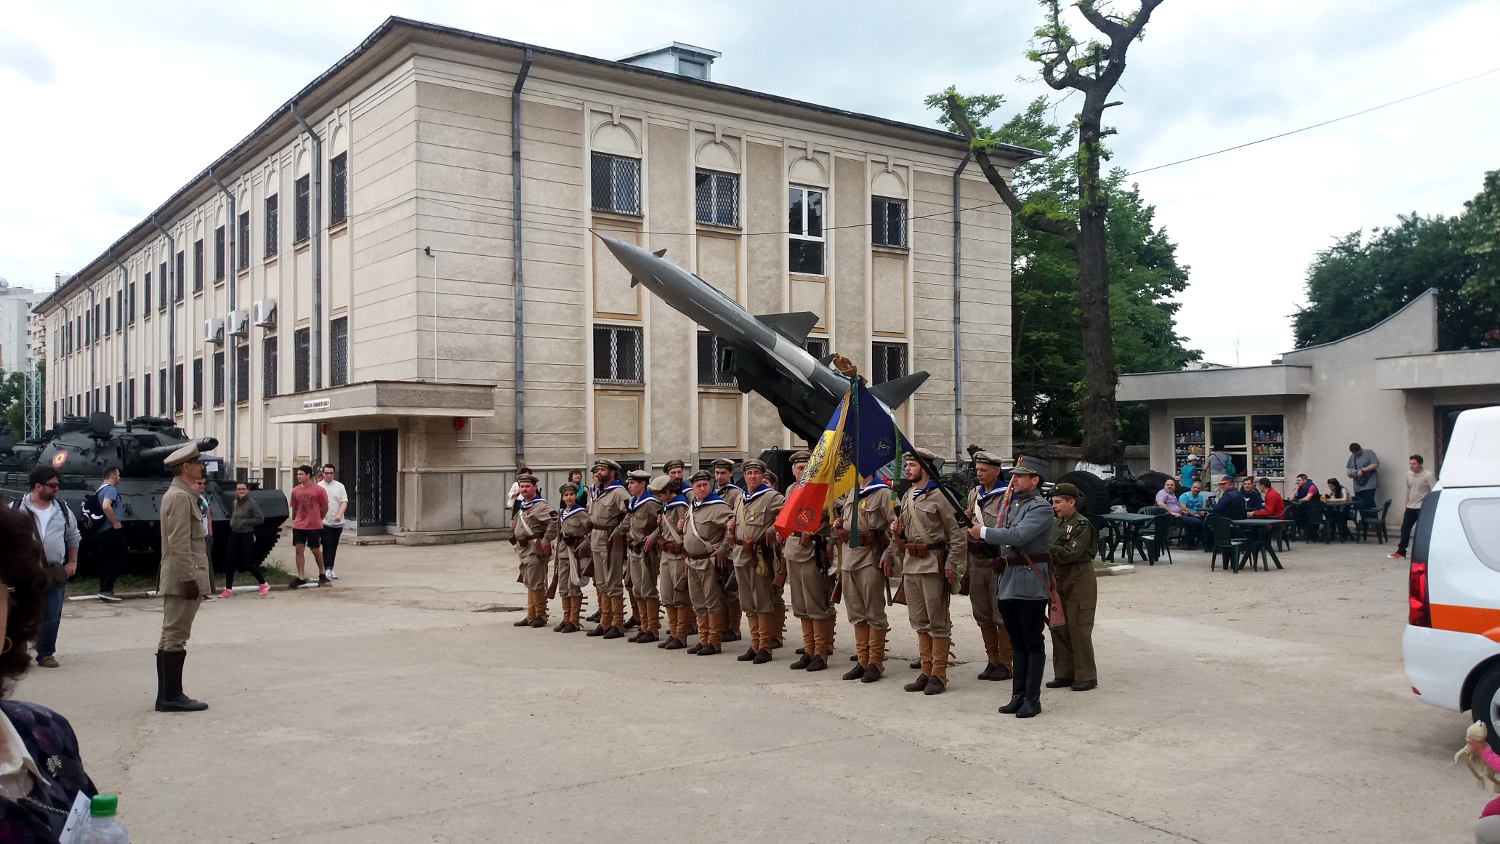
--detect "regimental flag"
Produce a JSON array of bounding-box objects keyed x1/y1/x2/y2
[
  {"x1": 848, "y1": 380, "x2": 914, "y2": 482},
  {"x1": 775, "y1": 389, "x2": 857, "y2": 539}
]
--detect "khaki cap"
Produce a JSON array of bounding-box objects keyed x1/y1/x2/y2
[
  {"x1": 663, "y1": 458, "x2": 686, "y2": 471},
  {"x1": 742, "y1": 458, "x2": 767, "y2": 472},
  {"x1": 164, "y1": 443, "x2": 201, "y2": 467},
  {"x1": 516, "y1": 472, "x2": 540, "y2": 485},
  {"x1": 903, "y1": 446, "x2": 938, "y2": 462},
  {"x1": 711, "y1": 458, "x2": 736, "y2": 470},
  {"x1": 689, "y1": 469, "x2": 714, "y2": 484},
  {"x1": 648, "y1": 475, "x2": 673, "y2": 494},
  {"x1": 627, "y1": 469, "x2": 651, "y2": 482},
  {"x1": 1051, "y1": 482, "x2": 1081, "y2": 500},
  {"x1": 592, "y1": 458, "x2": 621, "y2": 472},
  {"x1": 789, "y1": 450, "x2": 812, "y2": 463},
  {"x1": 972, "y1": 450, "x2": 1005, "y2": 467}
]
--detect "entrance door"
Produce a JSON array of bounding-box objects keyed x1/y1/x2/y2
[{"x1": 339, "y1": 428, "x2": 399, "y2": 535}]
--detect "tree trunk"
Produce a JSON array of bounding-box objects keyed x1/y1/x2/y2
[{"x1": 1075, "y1": 102, "x2": 1117, "y2": 464}]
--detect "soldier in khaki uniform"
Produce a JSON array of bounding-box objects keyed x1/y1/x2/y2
[
  {"x1": 664, "y1": 459, "x2": 687, "y2": 494},
  {"x1": 886, "y1": 447, "x2": 967, "y2": 695},
  {"x1": 783, "y1": 451, "x2": 836, "y2": 671},
  {"x1": 1047, "y1": 482, "x2": 1099, "y2": 691},
  {"x1": 587, "y1": 458, "x2": 632, "y2": 639},
  {"x1": 682, "y1": 470, "x2": 732, "y2": 655},
  {"x1": 712, "y1": 458, "x2": 745, "y2": 642},
  {"x1": 833, "y1": 474, "x2": 895, "y2": 682},
  {"x1": 623, "y1": 470, "x2": 663, "y2": 643},
  {"x1": 156, "y1": 444, "x2": 213, "y2": 712},
  {"x1": 965, "y1": 451, "x2": 1014, "y2": 681},
  {"x1": 727, "y1": 459, "x2": 785, "y2": 665},
  {"x1": 510, "y1": 473, "x2": 555, "y2": 628},
  {"x1": 547, "y1": 482, "x2": 592, "y2": 633},
  {"x1": 651, "y1": 475, "x2": 692, "y2": 649}
]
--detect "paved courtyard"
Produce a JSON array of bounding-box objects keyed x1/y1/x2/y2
[{"x1": 13, "y1": 534, "x2": 1481, "y2": 842}]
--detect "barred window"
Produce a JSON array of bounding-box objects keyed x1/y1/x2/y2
[
  {"x1": 237, "y1": 211, "x2": 250, "y2": 268},
  {"x1": 104, "y1": 299, "x2": 111, "y2": 336},
  {"x1": 330, "y1": 317, "x2": 349, "y2": 386},
  {"x1": 214, "y1": 226, "x2": 226, "y2": 281},
  {"x1": 294, "y1": 327, "x2": 310, "y2": 392},
  {"x1": 264, "y1": 195, "x2": 279, "y2": 257},
  {"x1": 871, "y1": 341, "x2": 908, "y2": 386},
  {"x1": 871, "y1": 196, "x2": 908, "y2": 248},
  {"x1": 695, "y1": 170, "x2": 738, "y2": 227},
  {"x1": 115, "y1": 383, "x2": 122, "y2": 416},
  {"x1": 92, "y1": 305, "x2": 100, "y2": 340},
  {"x1": 213, "y1": 350, "x2": 225, "y2": 407},
  {"x1": 330, "y1": 153, "x2": 348, "y2": 225},
  {"x1": 157, "y1": 368, "x2": 166, "y2": 414},
  {"x1": 115, "y1": 290, "x2": 123, "y2": 331},
  {"x1": 592, "y1": 324, "x2": 642, "y2": 383},
  {"x1": 175, "y1": 251, "x2": 185, "y2": 301},
  {"x1": 192, "y1": 358, "x2": 204, "y2": 409},
  {"x1": 193, "y1": 239, "x2": 204, "y2": 292},
  {"x1": 294, "y1": 175, "x2": 311, "y2": 242},
  {"x1": 143, "y1": 271, "x2": 151, "y2": 313},
  {"x1": 236, "y1": 343, "x2": 250, "y2": 402},
  {"x1": 788, "y1": 186, "x2": 825, "y2": 275},
  {"x1": 803, "y1": 337, "x2": 827, "y2": 361},
  {"x1": 263, "y1": 336, "x2": 279, "y2": 398},
  {"x1": 591, "y1": 152, "x2": 641, "y2": 215},
  {"x1": 696, "y1": 331, "x2": 736, "y2": 387}
]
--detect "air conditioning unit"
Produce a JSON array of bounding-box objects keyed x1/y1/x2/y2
[
  {"x1": 251, "y1": 300, "x2": 276, "y2": 327},
  {"x1": 203, "y1": 319, "x2": 224, "y2": 345},
  {"x1": 227, "y1": 310, "x2": 250, "y2": 337}
]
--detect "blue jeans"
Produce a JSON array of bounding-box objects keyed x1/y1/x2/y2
[
  {"x1": 1355, "y1": 489, "x2": 1376, "y2": 511},
  {"x1": 36, "y1": 587, "x2": 64, "y2": 659},
  {"x1": 1178, "y1": 514, "x2": 1204, "y2": 547}
]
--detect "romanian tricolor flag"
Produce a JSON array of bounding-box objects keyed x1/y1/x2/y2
[{"x1": 775, "y1": 389, "x2": 858, "y2": 539}]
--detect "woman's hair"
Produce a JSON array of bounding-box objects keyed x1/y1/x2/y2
[
  {"x1": 1326, "y1": 478, "x2": 1344, "y2": 494},
  {"x1": 0, "y1": 507, "x2": 48, "y2": 696}
]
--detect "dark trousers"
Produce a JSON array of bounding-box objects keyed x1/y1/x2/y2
[
  {"x1": 36, "y1": 587, "x2": 64, "y2": 659},
  {"x1": 1177, "y1": 514, "x2": 1204, "y2": 548},
  {"x1": 225, "y1": 531, "x2": 265, "y2": 589},
  {"x1": 96, "y1": 529, "x2": 130, "y2": 593},
  {"x1": 321, "y1": 526, "x2": 343, "y2": 570},
  {"x1": 1396, "y1": 507, "x2": 1422, "y2": 555},
  {"x1": 998, "y1": 598, "x2": 1048, "y2": 698},
  {"x1": 1355, "y1": 489, "x2": 1376, "y2": 511}
]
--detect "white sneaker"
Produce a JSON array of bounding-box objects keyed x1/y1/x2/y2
[{"x1": 325, "y1": 569, "x2": 338, "y2": 580}]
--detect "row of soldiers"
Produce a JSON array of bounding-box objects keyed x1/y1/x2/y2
[{"x1": 508, "y1": 449, "x2": 1100, "y2": 717}]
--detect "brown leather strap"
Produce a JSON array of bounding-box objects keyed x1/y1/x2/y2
[
  {"x1": 662, "y1": 542, "x2": 685, "y2": 555},
  {"x1": 904, "y1": 542, "x2": 929, "y2": 556},
  {"x1": 687, "y1": 550, "x2": 716, "y2": 561}
]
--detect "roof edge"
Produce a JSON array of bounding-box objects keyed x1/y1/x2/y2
[{"x1": 1282, "y1": 288, "x2": 1440, "y2": 357}]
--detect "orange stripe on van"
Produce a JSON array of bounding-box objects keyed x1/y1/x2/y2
[{"x1": 1431, "y1": 605, "x2": 1500, "y2": 640}]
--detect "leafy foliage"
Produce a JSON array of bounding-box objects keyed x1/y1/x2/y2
[
  {"x1": 0, "y1": 364, "x2": 38, "y2": 440},
  {"x1": 1292, "y1": 171, "x2": 1500, "y2": 351}
]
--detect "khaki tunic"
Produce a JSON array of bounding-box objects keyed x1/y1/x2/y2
[
  {"x1": 716, "y1": 484, "x2": 743, "y2": 605},
  {"x1": 546, "y1": 506, "x2": 592, "y2": 598},
  {"x1": 159, "y1": 477, "x2": 211, "y2": 651},
  {"x1": 512, "y1": 496, "x2": 555, "y2": 591},
  {"x1": 836, "y1": 484, "x2": 894, "y2": 630},
  {"x1": 1050, "y1": 511, "x2": 1099, "y2": 682},
  {"x1": 783, "y1": 494, "x2": 834, "y2": 621},
  {"x1": 587, "y1": 481, "x2": 631, "y2": 597},
  {"x1": 964, "y1": 484, "x2": 1007, "y2": 627},
  {"x1": 682, "y1": 497, "x2": 731, "y2": 615},
  {"x1": 886, "y1": 483, "x2": 965, "y2": 639},
  {"x1": 730, "y1": 485, "x2": 784, "y2": 616},
  {"x1": 624, "y1": 494, "x2": 662, "y2": 600},
  {"x1": 655, "y1": 497, "x2": 691, "y2": 607}
]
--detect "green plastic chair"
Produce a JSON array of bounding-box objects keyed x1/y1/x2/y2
[{"x1": 1206, "y1": 515, "x2": 1249, "y2": 572}]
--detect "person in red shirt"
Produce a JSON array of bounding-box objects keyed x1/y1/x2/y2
[
  {"x1": 1249, "y1": 477, "x2": 1286, "y2": 519},
  {"x1": 287, "y1": 464, "x2": 330, "y2": 589}
]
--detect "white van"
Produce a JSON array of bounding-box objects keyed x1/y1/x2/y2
[{"x1": 1404, "y1": 405, "x2": 1500, "y2": 741}]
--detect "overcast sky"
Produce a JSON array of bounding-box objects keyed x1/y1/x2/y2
[{"x1": 2, "y1": 0, "x2": 1496, "y2": 366}]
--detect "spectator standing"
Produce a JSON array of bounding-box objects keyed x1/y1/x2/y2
[
  {"x1": 1346, "y1": 443, "x2": 1381, "y2": 510},
  {"x1": 1249, "y1": 478, "x2": 1286, "y2": 518},
  {"x1": 1179, "y1": 454, "x2": 1200, "y2": 489},
  {"x1": 1157, "y1": 478, "x2": 1202, "y2": 549},
  {"x1": 1206, "y1": 447, "x2": 1234, "y2": 485},
  {"x1": 287, "y1": 465, "x2": 330, "y2": 589},
  {"x1": 94, "y1": 466, "x2": 129, "y2": 603},
  {"x1": 221, "y1": 482, "x2": 269, "y2": 597},
  {"x1": 318, "y1": 464, "x2": 349, "y2": 580},
  {"x1": 1390, "y1": 455, "x2": 1437, "y2": 559},
  {"x1": 12, "y1": 466, "x2": 78, "y2": 669}
]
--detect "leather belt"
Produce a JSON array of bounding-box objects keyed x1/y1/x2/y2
[
  {"x1": 516, "y1": 537, "x2": 532, "y2": 548},
  {"x1": 661, "y1": 542, "x2": 684, "y2": 555},
  {"x1": 686, "y1": 549, "x2": 716, "y2": 561},
  {"x1": 903, "y1": 542, "x2": 930, "y2": 556},
  {"x1": 628, "y1": 540, "x2": 647, "y2": 553},
  {"x1": 999, "y1": 552, "x2": 1052, "y2": 568}
]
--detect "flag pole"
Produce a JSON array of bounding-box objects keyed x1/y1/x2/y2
[{"x1": 848, "y1": 376, "x2": 859, "y2": 548}]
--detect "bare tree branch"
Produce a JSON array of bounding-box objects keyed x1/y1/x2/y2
[{"x1": 945, "y1": 94, "x2": 1080, "y2": 245}]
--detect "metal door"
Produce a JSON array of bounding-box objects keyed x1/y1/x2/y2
[{"x1": 352, "y1": 428, "x2": 398, "y2": 534}]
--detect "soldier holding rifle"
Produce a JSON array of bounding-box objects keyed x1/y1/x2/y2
[
  {"x1": 510, "y1": 473, "x2": 554, "y2": 629},
  {"x1": 886, "y1": 447, "x2": 967, "y2": 696},
  {"x1": 712, "y1": 458, "x2": 745, "y2": 643},
  {"x1": 682, "y1": 470, "x2": 732, "y2": 655},
  {"x1": 727, "y1": 459, "x2": 785, "y2": 665},
  {"x1": 833, "y1": 472, "x2": 895, "y2": 682}
]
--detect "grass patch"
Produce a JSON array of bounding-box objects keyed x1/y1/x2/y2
[{"x1": 66, "y1": 564, "x2": 295, "y2": 597}]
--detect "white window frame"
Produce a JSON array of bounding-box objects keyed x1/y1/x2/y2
[{"x1": 788, "y1": 185, "x2": 826, "y2": 276}]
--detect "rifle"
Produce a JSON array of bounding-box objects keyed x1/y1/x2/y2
[{"x1": 545, "y1": 566, "x2": 558, "y2": 599}]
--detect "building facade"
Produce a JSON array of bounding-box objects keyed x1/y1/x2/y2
[
  {"x1": 0, "y1": 282, "x2": 43, "y2": 373},
  {"x1": 36, "y1": 18, "x2": 1028, "y2": 540}
]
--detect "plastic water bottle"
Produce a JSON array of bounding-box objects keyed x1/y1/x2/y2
[{"x1": 76, "y1": 794, "x2": 129, "y2": 843}]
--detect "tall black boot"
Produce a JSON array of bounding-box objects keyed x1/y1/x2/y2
[
  {"x1": 998, "y1": 648, "x2": 1027, "y2": 714},
  {"x1": 155, "y1": 650, "x2": 209, "y2": 712},
  {"x1": 1017, "y1": 648, "x2": 1045, "y2": 718}
]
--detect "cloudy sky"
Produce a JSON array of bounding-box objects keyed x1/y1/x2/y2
[{"x1": 2, "y1": 0, "x2": 1496, "y2": 366}]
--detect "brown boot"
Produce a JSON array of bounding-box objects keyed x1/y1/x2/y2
[
  {"x1": 862, "y1": 627, "x2": 887, "y2": 682},
  {"x1": 770, "y1": 607, "x2": 787, "y2": 649},
  {"x1": 689, "y1": 614, "x2": 709, "y2": 654},
  {"x1": 529, "y1": 590, "x2": 549, "y2": 627},
  {"x1": 843, "y1": 624, "x2": 868, "y2": 680},
  {"x1": 700, "y1": 613, "x2": 723, "y2": 654},
  {"x1": 806, "y1": 618, "x2": 830, "y2": 671},
  {"x1": 516, "y1": 591, "x2": 536, "y2": 626},
  {"x1": 636, "y1": 599, "x2": 659, "y2": 643},
  {"x1": 905, "y1": 633, "x2": 933, "y2": 692},
  {"x1": 602, "y1": 596, "x2": 624, "y2": 639},
  {"x1": 926, "y1": 637, "x2": 951, "y2": 695},
  {"x1": 723, "y1": 602, "x2": 742, "y2": 642},
  {"x1": 739, "y1": 616, "x2": 761, "y2": 661},
  {"x1": 791, "y1": 619, "x2": 815, "y2": 669}
]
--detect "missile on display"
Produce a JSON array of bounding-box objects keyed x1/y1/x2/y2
[{"x1": 600, "y1": 237, "x2": 929, "y2": 444}]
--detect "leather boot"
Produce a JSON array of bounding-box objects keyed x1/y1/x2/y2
[
  {"x1": 587, "y1": 592, "x2": 602, "y2": 623},
  {"x1": 753, "y1": 616, "x2": 774, "y2": 663},
  {"x1": 978, "y1": 625, "x2": 999, "y2": 679},
  {"x1": 904, "y1": 634, "x2": 932, "y2": 692},
  {"x1": 805, "y1": 618, "x2": 830, "y2": 670},
  {"x1": 698, "y1": 613, "x2": 722, "y2": 655},
  {"x1": 739, "y1": 616, "x2": 760, "y2": 661},
  {"x1": 636, "y1": 600, "x2": 658, "y2": 643},
  {"x1": 156, "y1": 650, "x2": 208, "y2": 712},
  {"x1": 791, "y1": 619, "x2": 815, "y2": 669},
  {"x1": 530, "y1": 591, "x2": 549, "y2": 627},
  {"x1": 625, "y1": 594, "x2": 640, "y2": 629},
  {"x1": 588, "y1": 594, "x2": 608, "y2": 636},
  {"x1": 770, "y1": 607, "x2": 787, "y2": 649},
  {"x1": 843, "y1": 624, "x2": 868, "y2": 680},
  {"x1": 658, "y1": 604, "x2": 674, "y2": 648},
  {"x1": 999, "y1": 647, "x2": 1029, "y2": 714},
  {"x1": 689, "y1": 614, "x2": 708, "y2": 654},
  {"x1": 862, "y1": 627, "x2": 887, "y2": 683},
  {"x1": 722, "y1": 602, "x2": 742, "y2": 642},
  {"x1": 925, "y1": 637, "x2": 950, "y2": 695},
  {"x1": 1017, "y1": 652, "x2": 1044, "y2": 718},
  {"x1": 603, "y1": 596, "x2": 625, "y2": 639},
  {"x1": 516, "y1": 591, "x2": 535, "y2": 626}
]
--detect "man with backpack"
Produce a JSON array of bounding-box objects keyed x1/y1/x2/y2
[
  {"x1": 93, "y1": 466, "x2": 128, "y2": 602},
  {"x1": 13, "y1": 466, "x2": 80, "y2": 668}
]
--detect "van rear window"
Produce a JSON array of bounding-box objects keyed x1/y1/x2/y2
[{"x1": 1460, "y1": 497, "x2": 1500, "y2": 572}]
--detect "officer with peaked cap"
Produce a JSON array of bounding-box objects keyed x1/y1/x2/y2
[
  {"x1": 1047, "y1": 482, "x2": 1098, "y2": 691},
  {"x1": 970, "y1": 455, "x2": 1055, "y2": 718},
  {"x1": 587, "y1": 458, "x2": 632, "y2": 638},
  {"x1": 965, "y1": 450, "x2": 1014, "y2": 682},
  {"x1": 155, "y1": 443, "x2": 213, "y2": 712}
]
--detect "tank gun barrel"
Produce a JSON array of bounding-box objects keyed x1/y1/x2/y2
[{"x1": 138, "y1": 437, "x2": 219, "y2": 465}]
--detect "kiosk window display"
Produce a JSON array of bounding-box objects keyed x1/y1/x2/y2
[{"x1": 1173, "y1": 413, "x2": 1287, "y2": 490}]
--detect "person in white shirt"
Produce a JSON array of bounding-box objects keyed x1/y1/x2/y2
[
  {"x1": 12, "y1": 466, "x2": 79, "y2": 669},
  {"x1": 318, "y1": 464, "x2": 349, "y2": 580},
  {"x1": 1390, "y1": 454, "x2": 1437, "y2": 559}
]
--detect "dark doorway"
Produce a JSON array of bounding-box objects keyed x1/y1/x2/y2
[{"x1": 339, "y1": 428, "x2": 399, "y2": 535}]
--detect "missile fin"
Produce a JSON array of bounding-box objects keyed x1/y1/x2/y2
[
  {"x1": 868, "y1": 371, "x2": 930, "y2": 410},
  {"x1": 817, "y1": 353, "x2": 837, "y2": 366},
  {"x1": 756, "y1": 311, "x2": 820, "y2": 344},
  {"x1": 652, "y1": 248, "x2": 667, "y2": 258}
]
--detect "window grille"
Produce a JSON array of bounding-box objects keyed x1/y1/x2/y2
[
  {"x1": 294, "y1": 328, "x2": 310, "y2": 392},
  {"x1": 193, "y1": 240, "x2": 204, "y2": 292},
  {"x1": 236, "y1": 344, "x2": 250, "y2": 402},
  {"x1": 213, "y1": 351, "x2": 225, "y2": 407},
  {"x1": 871, "y1": 196, "x2": 908, "y2": 248},
  {"x1": 265, "y1": 196, "x2": 279, "y2": 257},
  {"x1": 157, "y1": 369, "x2": 166, "y2": 415},
  {"x1": 330, "y1": 153, "x2": 348, "y2": 225},
  {"x1": 591, "y1": 152, "x2": 641, "y2": 215},
  {"x1": 174, "y1": 364, "x2": 183, "y2": 413},
  {"x1": 175, "y1": 252, "x2": 184, "y2": 301},
  {"x1": 263, "y1": 336, "x2": 279, "y2": 398},
  {"x1": 696, "y1": 331, "x2": 737, "y2": 386},
  {"x1": 871, "y1": 341, "x2": 908, "y2": 386},
  {"x1": 592, "y1": 324, "x2": 642, "y2": 383},
  {"x1": 803, "y1": 337, "x2": 828, "y2": 361},
  {"x1": 115, "y1": 290, "x2": 123, "y2": 331},
  {"x1": 104, "y1": 300, "x2": 111, "y2": 336},
  {"x1": 295, "y1": 176, "x2": 311, "y2": 242},
  {"x1": 330, "y1": 317, "x2": 349, "y2": 386},
  {"x1": 788, "y1": 186, "x2": 826, "y2": 275},
  {"x1": 114, "y1": 383, "x2": 122, "y2": 416},
  {"x1": 238, "y1": 212, "x2": 250, "y2": 268},
  {"x1": 92, "y1": 305, "x2": 100, "y2": 340},
  {"x1": 192, "y1": 358, "x2": 203, "y2": 409},
  {"x1": 695, "y1": 170, "x2": 738, "y2": 227}
]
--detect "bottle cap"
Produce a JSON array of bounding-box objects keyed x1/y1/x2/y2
[{"x1": 91, "y1": 794, "x2": 118, "y2": 818}]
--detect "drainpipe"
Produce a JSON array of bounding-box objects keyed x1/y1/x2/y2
[
  {"x1": 209, "y1": 170, "x2": 237, "y2": 478},
  {"x1": 149, "y1": 217, "x2": 176, "y2": 423},
  {"x1": 108, "y1": 251, "x2": 129, "y2": 424},
  {"x1": 512, "y1": 48, "x2": 533, "y2": 470},
  {"x1": 290, "y1": 103, "x2": 323, "y2": 463},
  {"x1": 952, "y1": 153, "x2": 970, "y2": 460}
]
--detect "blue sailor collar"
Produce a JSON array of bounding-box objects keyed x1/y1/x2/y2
[
  {"x1": 860, "y1": 480, "x2": 891, "y2": 497},
  {"x1": 520, "y1": 496, "x2": 548, "y2": 511},
  {"x1": 912, "y1": 481, "x2": 938, "y2": 498},
  {"x1": 694, "y1": 490, "x2": 726, "y2": 509},
  {"x1": 742, "y1": 483, "x2": 776, "y2": 503},
  {"x1": 627, "y1": 492, "x2": 658, "y2": 512},
  {"x1": 716, "y1": 483, "x2": 743, "y2": 496},
  {"x1": 593, "y1": 479, "x2": 625, "y2": 495},
  {"x1": 559, "y1": 505, "x2": 588, "y2": 519},
  {"x1": 976, "y1": 483, "x2": 1007, "y2": 503},
  {"x1": 661, "y1": 495, "x2": 689, "y2": 511}
]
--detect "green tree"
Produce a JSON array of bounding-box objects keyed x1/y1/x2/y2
[
  {"x1": 0, "y1": 367, "x2": 31, "y2": 440},
  {"x1": 1292, "y1": 171, "x2": 1500, "y2": 351}
]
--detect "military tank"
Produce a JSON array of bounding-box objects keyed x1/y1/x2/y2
[{"x1": 0, "y1": 413, "x2": 288, "y2": 573}]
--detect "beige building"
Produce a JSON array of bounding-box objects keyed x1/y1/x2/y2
[{"x1": 36, "y1": 18, "x2": 1029, "y2": 540}]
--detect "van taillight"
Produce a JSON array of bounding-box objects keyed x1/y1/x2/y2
[{"x1": 1409, "y1": 561, "x2": 1431, "y2": 628}]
